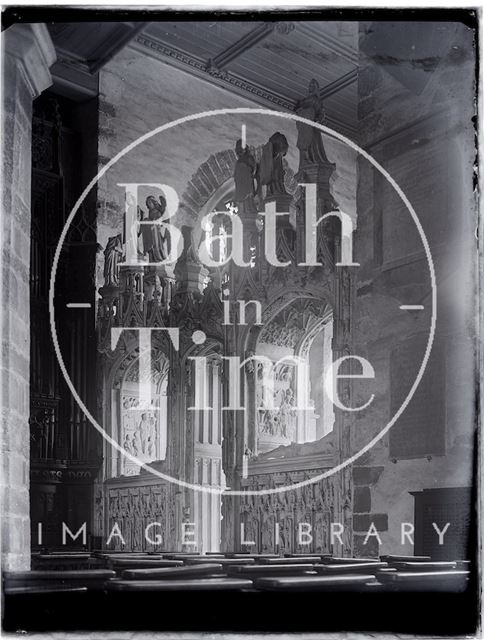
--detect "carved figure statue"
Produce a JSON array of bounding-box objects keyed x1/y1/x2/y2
[
  {"x1": 260, "y1": 131, "x2": 289, "y2": 198},
  {"x1": 233, "y1": 139, "x2": 258, "y2": 216},
  {"x1": 280, "y1": 387, "x2": 296, "y2": 440},
  {"x1": 123, "y1": 433, "x2": 133, "y2": 455},
  {"x1": 295, "y1": 79, "x2": 330, "y2": 166},
  {"x1": 103, "y1": 234, "x2": 123, "y2": 286},
  {"x1": 140, "y1": 195, "x2": 171, "y2": 262}
]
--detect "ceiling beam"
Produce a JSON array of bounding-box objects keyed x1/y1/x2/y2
[
  {"x1": 130, "y1": 32, "x2": 357, "y2": 138},
  {"x1": 320, "y1": 68, "x2": 357, "y2": 100},
  {"x1": 88, "y1": 22, "x2": 149, "y2": 73},
  {"x1": 210, "y1": 21, "x2": 295, "y2": 70},
  {"x1": 211, "y1": 22, "x2": 273, "y2": 69}
]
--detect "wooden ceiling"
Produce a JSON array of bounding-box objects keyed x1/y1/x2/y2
[
  {"x1": 47, "y1": 20, "x2": 357, "y2": 137},
  {"x1": 135, "y1": 21, "x2": 358, "y2": 137}
]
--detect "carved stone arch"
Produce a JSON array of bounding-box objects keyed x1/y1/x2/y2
[
  {"x1": 180, "y1": 148, "x2": 237, "y2": 224},
  {"x1": 243, "y1": 289, "x2": 334, "y2": 355},
  {"x1": 180, "y1": 146, "x2": 300, "y2": 235},
  {"x1": 107, "y1": 331, "x2": 171, "y2": 391}
]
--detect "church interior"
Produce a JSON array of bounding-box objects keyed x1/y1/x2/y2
[{"x1": 1, "y1": 10, "x2": 479, "y2": 633}]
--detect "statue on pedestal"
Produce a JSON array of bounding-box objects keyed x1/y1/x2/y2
[
  {"x1": 233, "y1": 139, "x2": 258, "y2": 218},
  {"x1": 260, "y1": 131, "x2": 289, "y2": 198},
  {"x1": 295, "y1": 79, "x2": 330, "y2": 167},
  {"x1": 103, "y1": 233, "x2": 123, "y2": 286},
  {"x1": 140, "y1": 195, "x2": 171, "y2": 263}
]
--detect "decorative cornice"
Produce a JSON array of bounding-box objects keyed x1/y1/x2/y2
[
  {"x1": 131, "y1": 33, "x2": 357, "y2": 138},
  {"x1": 132, "y1": 33, "x2": 294, "y2": 111}
]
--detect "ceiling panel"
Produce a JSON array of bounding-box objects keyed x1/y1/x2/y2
[
  {"x1": 140, "y1": 20, "x2": 358, "y2": 133},
  {"x1": 144, "y1": 21, "x2": 262, "y2": 60}
]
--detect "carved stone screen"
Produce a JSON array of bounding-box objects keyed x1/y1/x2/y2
[{"x1": 389, "y1": 336, "x2": 446, "y2": 459}]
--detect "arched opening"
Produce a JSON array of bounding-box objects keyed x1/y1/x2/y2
[
  {"x1": 117, "y1": 352, "x2": 169, "y2": 477},
  {"x1": 252, "y1": 297, "x2": 334, "y2": 455},
  {"x1": 108, "y1": 345, "x2": 170, "y2": 479}
]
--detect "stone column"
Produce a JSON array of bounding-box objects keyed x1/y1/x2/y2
[{"x1": 1, "y1": 24, "x2": 56, "y2": 570}]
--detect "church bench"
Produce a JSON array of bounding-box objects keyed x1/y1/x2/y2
[
  {"x1": 3, "y1": 569, "x2": 116, "y2": 590},
  {"x1": 380, "y1": 554, "x2": 431, "y2": 562},
  {"x1": 92, "y1": 553, "x2": 165, "y2": 560},
  {"x1": 284, "y1": 553, "x2": 332, "y2": 558},
  {"x1": 121, "y1": 563, "x2": 225, "y2": 580},
  {"x1": 227, "y1": 563, "x2": 316, "y2": 577},
  {"x1": 226, "y1": 553, "x2": 280, "y2": 559},
  {"x1": 315, "y1": 562, "x2": 388, "y2": 575},
  {"x1": 4, "y1": 585, "x2": 88, "y2": 596},
  {"x1": 2, "y1": 584, "x2": 90, "y2": 631},
  {"x1": 92, "y1": 550, "x2": 159, "y2": 557},
  {"x1": 107, "y1": 558, "x2": 184, "y2": 574},
  {"x1": 320, "y1": 556, "x2": 381, "y2": 564},
  {"x1": 162, "y1": 553, "x2": 201, "y2": 560},
  {"x1": 388, "y1": 561, "x2": 458, "y2": 572},
  {"x1": 184, "y1": 557, "x2": 256, "y2": 566},
  {"x1": 34, "y1": 551, "x2": 91, "y2": 556},
  {"x1": 105, "y1": 577, "x2": 254, "y2": 591},
  {"x1": 31, "y1": 554, "x2": 93, "y2": 570},
  {"x1": 257, "y1": 556, "x2": 322, "y2": 565},
  {"x1": 254, "y1": 574, "x2": 378, "y2": 591},
  {"x1": 377, "y1": 570, "x2": 470, "y2": 591}
]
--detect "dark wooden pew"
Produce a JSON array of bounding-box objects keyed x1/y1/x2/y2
[
  {"x1": 31, "y1": 553, "x2": 92, "y2": 570},
  {"x1": 226, "y1": 553, "x2": 280, "y2": 559},
  {"x1": 184, "y1": 557, "x2": 256, "y2": 566},
  {"x1": 254, "y1": 574, "x2": 378, "y2": 591},
  {"x1": 121, "y1": 563, "x2": 225, "y2": 580},
  {"x1": 4, "y1": 585, "x2": 88, "y2": 596},
  {"x1": 3, "y1": 583, "x2": 90, "y2": 632},
  {"x1": 4, "y1": 569, "x2": 115, "y2": 590},
  {"x1": 106, "y1": 577, "x2": 254, "y2": 591},
  {"x1": 380, "y1": 554, "x2": 431, "y2": 563},
  {"x1": 315, "y1": 562, "x2": 388, "y2": 575},
  {"x1": 284, "y1": 553, "x2": 332, "y2": 558},
  {"x1": 107, "y1": 558, "x2": 183, "y2": 574},
  {"x1": 162, "y1": 553, "x2": 201, "y2": 560},
  {"x1": 389, "y1": 561, "x2": 457, "y2": 572},
  {"x1": 377, "y1": 570, "x2": 470, "y2": 592},
  {"x1": 257, "y1": 556, "x2": 322, "y2": 565},
  {"x1": 227, "y1": 564, "x2": 316, "y2": 577},
  {"x1": 320, "y1": 557, "x2": 380, "y2": 564}
]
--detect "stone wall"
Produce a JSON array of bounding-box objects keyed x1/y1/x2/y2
[
  {"x1": 352, "y1": 21, "x2": 477, "y2": 556},
  {"x1": 1, "y1": 24, "x2": 56, "y2": 569}
]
